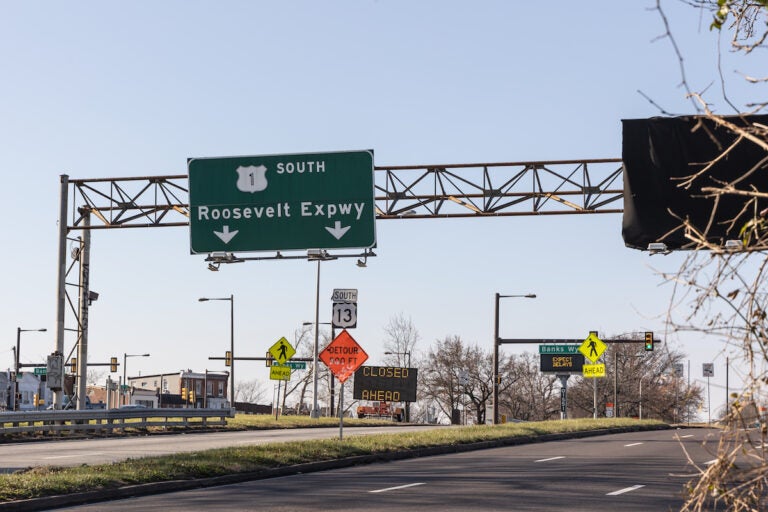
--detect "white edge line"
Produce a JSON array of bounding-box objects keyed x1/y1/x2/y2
[
  {"x1": 370, "y1": 482, "x2": 426, "y2": 494},
  {"x1": 534, "y1": 456, "x2": 566, "y2": 463},
  {"x1": 606, "y1": 484, "x2": 645, "y2": 496},
  {"x1": 624, "y1": 442, "x2": 644, "y2": 447}
]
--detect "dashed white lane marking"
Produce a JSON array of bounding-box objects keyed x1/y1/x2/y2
[
  {"x1": 679, "y1": 434, "x2": 694, "y2": 438},
  {"x1": 624, "y1": 442, "x2": 643, "y2": 447},
  {"x1": 370, "y1": 483, "x2": 425, "y2": 493},
  {"x1": 534, "y1": 456, "x2": 566, "y2": 463},
  {"x1": 44, "y1": 453, "x2": 102, "y2": 460},
  {"x1": 704, "y1": 459, "x2": 718, "y2": 465},
  {"x1": 606, "y1": 484, "x2": 645, "y2": 496}
]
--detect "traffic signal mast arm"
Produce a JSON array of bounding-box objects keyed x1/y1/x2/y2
[{"x1": 497, "y1": 337, "x2": 658, "y2": 346}]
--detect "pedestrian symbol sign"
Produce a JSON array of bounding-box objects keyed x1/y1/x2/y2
[
  {"x1": 579, "y1": 332, "x2": 606, "y2": 363},
  {"x1": 269, "y1": 337, "x2": 295, "y2": 364}
]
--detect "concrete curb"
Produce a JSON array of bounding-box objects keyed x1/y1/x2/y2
[{"x1": 3, "y1": 424, "x2": 672, "y2": 511}]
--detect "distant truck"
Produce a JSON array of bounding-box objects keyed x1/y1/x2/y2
[{"x1": 356, "y1": 401, "x2": 405, "y2": 422}]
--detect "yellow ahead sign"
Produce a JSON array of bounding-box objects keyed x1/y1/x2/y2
[
  {"x1": 269, "y1": 337, "x2": 295, "y2": 364},
  {"x1": 582, "y1": 363, "x2": 606, "y2": 378},
  {"x1": 579, "y1": 333, "x2": 606, "y2": 363},
  {"x1": 270, "y1": 364, "x2": 291, "y2": 381}
]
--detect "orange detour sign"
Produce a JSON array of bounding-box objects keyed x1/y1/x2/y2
[{"x1": 319, "y1": 329, "x2": 368, "y2": 383}]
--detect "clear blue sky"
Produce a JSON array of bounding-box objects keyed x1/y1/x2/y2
[{"x1": 0, "y1": 1, "x2": 754, "y2": 413}]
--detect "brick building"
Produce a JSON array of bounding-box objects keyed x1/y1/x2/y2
[{"x1": 127, "y1": 370, "x2": 230, "y2": 409}]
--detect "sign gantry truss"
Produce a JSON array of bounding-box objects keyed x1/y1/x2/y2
[{"x1": 66, "y1": 158, "x2": 623, "y2": 230}]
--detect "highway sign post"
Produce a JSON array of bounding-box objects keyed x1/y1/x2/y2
[
  {"x1": 188, "y1": 150, "x2": 376, "y2": 253},
  {"x1": 320, "y1": 330, "x2": 368, "y2": 440}
]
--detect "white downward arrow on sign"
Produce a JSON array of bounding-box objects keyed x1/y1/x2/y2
[
  {"x1": 325, "y1": 221, "x2": 351, "y2": 240},
  {"x1": 214, "y1": 226, "x2": 239, "y2": 244}
]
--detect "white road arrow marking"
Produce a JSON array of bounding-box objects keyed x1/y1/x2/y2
[
  {"x1": 325, "y1": 221, "x2": 351, "y2": 240},
  {"x1": 214, "y1": 226, "x2": 239, "y2": 244}
]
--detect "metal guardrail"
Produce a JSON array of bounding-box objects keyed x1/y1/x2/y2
[{"x1": 0, "y1": 408, "x2": 235, "y2": 435}]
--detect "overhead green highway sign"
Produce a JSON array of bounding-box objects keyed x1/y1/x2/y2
[{"x1": 188, "y1": 150, "x2": 376, "y2": 254}]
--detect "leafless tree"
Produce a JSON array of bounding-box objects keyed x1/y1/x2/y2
[
  {"x1": 420, "y1": 336, "x2": 516, "y2": 424},
  {"x1": 650, "y1": 2, "x2": 768, "y2": 509},
  {"x1": 500, "y1": 353, "x2": 560, "y2": 421},
  {"x1": 236, "y1": 378, "x2": 267, "y2": 404},
  {"x1": 382, "y1": 313, "x2": 420, "y2": 366}
]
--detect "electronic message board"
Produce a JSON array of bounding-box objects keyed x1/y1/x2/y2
[
  {"x1": 540, "y1": 353, "x2": 585, "y2": 373},
  {"x1": 353, "y1": 366, "x2": 418, "y2": 402}
]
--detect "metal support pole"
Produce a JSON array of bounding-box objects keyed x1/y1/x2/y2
[
  {"x1": 339, "y1": 381, "x2": 345, "y2": 440},
  {"x1": 122, "y1": 353, "x2": 127, "y2": 406},
  {"x1": 405, "y1": 351, "x2": 412, "y2": 422},
  {"x1": 639, "y1": 377, "x2": 643, "y2": 420},
  {"x1": 707, "y1": 375, "x2": 711, "y2": 425},
  {"x1": 54, "y1": 174, "x2": 69, "y2": 410},
  {"x1": 330, "y1": 326, "x2": 336, "y2": 417},
  {"x1": 311, "y1": 259, "x2": 321, "y2": 419},
  {"x1": 613, "y1": 351, "x2": 618, "y2": 418},
  {"x1": 558, "y1": 374, "x2": 569, "y2": 419},
  {"x1": 492, "y1": 293, "x2": 500, "y2": 425},
  {"x1": 12, "y1": 339, "x2": 18, "y2": 411},
  {"x1": 593, "y1": 374, "x2": 597, "y2": 419},
  {"x1": 229, "y1": 294, "x2": 235, "y2": 410},
  {"x1": 76, "y1": 212, "x2": 90, "y2": 410},
  {"x1": 726, "y1": 356, "x2": 729, "y2": 416}
]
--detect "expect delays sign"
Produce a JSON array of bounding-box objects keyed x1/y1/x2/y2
[{"x1": 353, "y1": 366, "x2": 418, "y2": 402}]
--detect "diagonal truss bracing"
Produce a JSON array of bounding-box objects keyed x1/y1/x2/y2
[{"x1": 66, "y1": 158, "x2": 623, "y2": 230}]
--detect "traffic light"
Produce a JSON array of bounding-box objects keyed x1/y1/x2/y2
[
  {"x1": 225, "y1": 351, "x2": 232, "y2": 367},
  {"x1": 110, "y1": 357, "x2": 118, "y2": 372},
  {"x1": 189, "y1": 390, "x2": 196, "y2": 403},
  {"x1": 181, "y1": 387, "x2": 187, "y2": 401},
  {"x1": 266, "y1": 351, "x2": 274, "y2": 367},
  {"x1": 644, "y1": 332, "x2": 654, "y2": 351},
  {"x1": 70, "y1": 357, "x2": 77, "y2": 373}
]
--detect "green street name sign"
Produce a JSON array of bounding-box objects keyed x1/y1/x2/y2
[
  {"x1": 273, "y1": 361, "x2": 307, "y2": 370},
  {"x1": 33, "y1": 367, "x2": 46, "y2": 375},
  {"x1": 539, "y1": 344, "x2": 580, "y2": 354},
  {"x1": 188, "y1": 150, "x2": 376, "y2": 253}
]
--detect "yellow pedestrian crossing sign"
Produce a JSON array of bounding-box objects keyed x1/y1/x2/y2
[
  {"x1": 269, "y1": 337, "x2": 295, "y2": 364},
  {"x1": 579, "y1": 332, "x2": 606, "y2": 363}
]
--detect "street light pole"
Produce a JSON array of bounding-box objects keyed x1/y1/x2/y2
[
  {"x1": 199, "y1": 295, "x2": 235, "y2": 410},
  {"x1": 15, "y1": 327, "x2": 47, "y2": 411},
  {"x1": 122, "y1": 352, "x2": 150, "y2": 406},
  {"x1": 303, "y1": 321, "x2": 333, "y2": 416},
  {"x1": 493, "y1": 293, "x2": 536, "y2": 425},
  {"x1": 312, "y1": 259, "x2": 321, "y2": 418}
]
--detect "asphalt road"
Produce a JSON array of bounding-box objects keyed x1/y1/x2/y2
[
  {"x1": 0, "y1": 425, "x2": 439, "y2": 473},
  {"x1": 51, "y1": 427, "x2": 723, "y2": 512}
]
